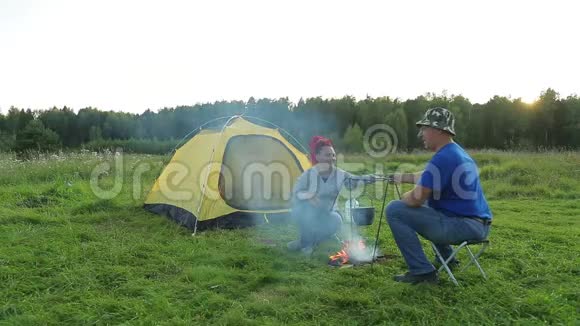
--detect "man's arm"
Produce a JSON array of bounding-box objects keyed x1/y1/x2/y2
[
  {"x1": 393, "y1": 171, "x2": 423, "y2": 184},
  {"x1": 343, "y1": 171, "x2": 377, "y2": 190},
  {"x1": 401, "y1": 184, "x2": 432, "y2": 207}
]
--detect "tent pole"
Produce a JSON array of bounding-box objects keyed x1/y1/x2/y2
[
  {"x1": 172, "y1": 116, "x2": 232, "y2": 153},
  {"x1": 243, "y1": 115, "x2": 309, "y2": 154}
]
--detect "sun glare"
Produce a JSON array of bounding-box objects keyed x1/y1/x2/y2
[{"x1": 521, "y1": 96, "x2": 537, "y2": 105}]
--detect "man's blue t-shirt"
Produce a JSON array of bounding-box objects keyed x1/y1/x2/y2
[{"x1": 418, "y1": 143, "x2": 492, "y2": 219}]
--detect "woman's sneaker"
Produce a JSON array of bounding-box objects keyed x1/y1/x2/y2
[
  {"x1": 286, "y1": 240, "x2": 302, "y2": 251},
  {"x1": 300, "y1": 246, "x2": 314, "y2": 256}
]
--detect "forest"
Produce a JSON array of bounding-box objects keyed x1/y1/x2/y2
[{"x1": 1, "y1": 88, "x2": 578, "y2": 153}]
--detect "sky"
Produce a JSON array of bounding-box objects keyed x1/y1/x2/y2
[{"x1": 1, "y1": 0, "x2": 579, "y2": 113}]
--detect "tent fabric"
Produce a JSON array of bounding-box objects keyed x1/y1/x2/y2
[
  {"x1": 144, "y1": 116, "x2": 311, "y2": 231},
  {"x1": 143, "y1": 203, "x2": 293, "y2": 230},
  {"x1": 221, "y1": 134, "x2": 304, "y2": 210}
]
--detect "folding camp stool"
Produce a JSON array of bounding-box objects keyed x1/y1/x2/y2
[{"x1": 431, "y1": 239, "x2": 490, "y2": 286}]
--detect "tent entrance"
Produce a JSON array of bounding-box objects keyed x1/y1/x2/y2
[{"x1": 219, "y1": 135, "x2": 304, "y2": 210}]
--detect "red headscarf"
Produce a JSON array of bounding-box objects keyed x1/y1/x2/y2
[{"x1": 309, "y1": 136, "x2": 333, "y2": 164}]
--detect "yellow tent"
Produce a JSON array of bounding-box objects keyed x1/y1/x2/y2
[{"x1": 144, "y1": 116, "x2": 311, "y2": 232}]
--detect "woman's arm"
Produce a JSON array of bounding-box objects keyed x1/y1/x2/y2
[{"x1": 292, "y1": 169, "x2": 320, "y2": 205}]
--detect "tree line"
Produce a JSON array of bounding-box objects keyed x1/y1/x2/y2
[{"x1": 0, "y1": 88, "x2": 578, "y2": 153}]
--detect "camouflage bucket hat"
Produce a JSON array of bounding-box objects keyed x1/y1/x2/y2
[{"x1": 415, "y1": 107, "x2": 456, "y2": 136}]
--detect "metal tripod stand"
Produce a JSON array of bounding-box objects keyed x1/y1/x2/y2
[{"x1": 370, "y1": 177, "x2": 402, "y2": 268}]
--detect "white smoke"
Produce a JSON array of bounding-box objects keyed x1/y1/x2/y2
[{"x1": 338, "y1": 222, "x2": 382, "y2": 264}]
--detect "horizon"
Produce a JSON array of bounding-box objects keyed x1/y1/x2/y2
[
  {"x1": 1, "y1": 0, "x2": 579, "y2": 114},
  {"x1": 0, "y1": 90, "x2": 563, "y2": 115}
]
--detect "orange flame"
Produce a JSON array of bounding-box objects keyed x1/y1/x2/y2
[
  {"x1": 329, "y1": 249, "x2": 349, "y2": 265},
  {"x1": 329, "y1": 239, "x2": 368, "y2": 266}
]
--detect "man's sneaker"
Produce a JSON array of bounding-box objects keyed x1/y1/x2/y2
[
  {"x1": 286, "y1": 240, "x2": 302, "y2": 251},
  {"x1": 393, "y1": 270, "x2": 439, "y2": 284},
  {"x1": 433, "y1": 258, "x2": 460, "y2": 270}
]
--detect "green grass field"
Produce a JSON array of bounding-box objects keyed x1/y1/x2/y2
[{"x1": 1, "y1": 151, "x2": 579, "y2": 325}]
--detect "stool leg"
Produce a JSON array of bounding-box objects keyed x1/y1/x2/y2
[
  {"x1": 460, "y1": 243, "x2": 489, "y2": 271},
  {"x1": 463, "y1": 244, "x2": 488, "y2": 280},
  {"x1": 431, "y1": 243, "x2": 459, "y2": 286},
  {"x1": 434, "y1": 243, "x2": 465, "y2": 272}
]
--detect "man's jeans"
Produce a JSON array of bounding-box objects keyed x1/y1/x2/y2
[
  {"x1": 293, "y1": 204, "x2": 342, "y2": 248},
  {"x1": 386, "y1": 200, "x2": 491, "y2": 275}
]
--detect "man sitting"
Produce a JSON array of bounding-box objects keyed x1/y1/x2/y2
[{"x1": 387, "y1": 107, "x2": 492, "y2": 284}]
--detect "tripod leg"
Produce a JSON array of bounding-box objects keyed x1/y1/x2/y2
[
  {"x1": 371, "y1": 181, "x2": 389, "y2": 268},
  {"x1": 394, "y1": 183, "x2": 401, "y2": 199},
  {"x1": 349, "y1": 182, "x2": 353, "y2": 242}
]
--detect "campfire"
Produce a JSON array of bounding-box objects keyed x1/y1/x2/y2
[{"x1": 328, "y1": 239, "x2": 379, "y2": 266}]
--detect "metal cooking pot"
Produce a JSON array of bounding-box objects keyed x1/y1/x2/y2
[{"x1": 352, "y1": 207, "x2": 375, "y2": 226}]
